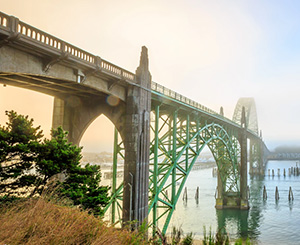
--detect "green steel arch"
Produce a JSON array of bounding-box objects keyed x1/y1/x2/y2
[
  {"x1": 148, "y1": 105, "x2": 240, "y2": 234},
  {"x1": 104, "y1": 105, "x2": 242, "y2": 235},
  {"x1": 232, "y1": 97, "x2": 258, "y2": 134}
]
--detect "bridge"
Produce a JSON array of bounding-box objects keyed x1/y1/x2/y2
[
  {"x1": 267, "y1": 152, "x2": 300, "y2": 161},
  {"x1": 0, "y1": 12, "x2": 267, "y2": 235}
]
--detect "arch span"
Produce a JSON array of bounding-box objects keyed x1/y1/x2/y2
[
  {"x1": 232, "y1": 97, "x2": 258, "y2": 134},
  {"x1": 79, "y1": 114, "x2": 118, "y2": 153},
  {"x1": 104, "y1": 107, "x2": 243, "y2": 235},
  {"x1": 148, "y1": 110, "x2": 241, "y2": 234},
  {"x1": 52, "y1": 96, "x2": 126, "y2": 146}
]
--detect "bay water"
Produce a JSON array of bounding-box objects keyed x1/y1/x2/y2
[{"x1": 168, "y1": 160, "x2": 300, "y2": 244}]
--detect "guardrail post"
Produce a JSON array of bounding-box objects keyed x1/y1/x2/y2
[{"x1": 8, "y1": 15, "x2": 19, "y2": 33}]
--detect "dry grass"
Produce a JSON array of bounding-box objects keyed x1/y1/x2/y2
[{"x1": 0, "y1": 197, "x2": 145, "y2": 245}]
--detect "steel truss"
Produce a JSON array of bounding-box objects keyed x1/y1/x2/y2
[
  {"x1": 148, "y1": 105, "x2": 241, "y2": 234},
  {"x1": 103, "y1": 128, "x2": 124, "y2": 225},
  {"x1": 104, "y1": 105, "x2": 241, "y2": 235},
  {"x1": 249, "y1": 139, "x2": 263, "y2": 175}
]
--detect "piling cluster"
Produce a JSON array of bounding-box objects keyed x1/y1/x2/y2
[
  {"x1": 182, "y1": 186, "x2": 200, "y2": 204},
  {"x1": 267, "y1": 167, "x2": 300, "y2": 177},
  {"x1": 263, "y1": 185, "x2": 294, "y2": 201}
]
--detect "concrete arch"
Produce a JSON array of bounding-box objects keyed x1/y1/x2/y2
[
  {"x1": 52, "y1": 96, "x2": 127, "y2": 146},
  {"x1": 232, "y1": 97, "x2": 258, "y2": 134},
  {"x1": 78, "y1": 109, "x2": 124, "y2": 152},
  {"x1": 0, "y1": 73, "x2": 127, "y2": 146}
]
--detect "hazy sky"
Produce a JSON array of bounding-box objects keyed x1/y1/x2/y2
[{"x1": 1, "y1": 0, "x2": 300, "y2": 152}]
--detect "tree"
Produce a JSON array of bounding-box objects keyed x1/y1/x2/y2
[
  {"x1": 32, "y1": 127, "x2": 82, "y2": 196},
  {"x1": 0, "y1": 111, "x2": 109, "y2": 216},
  {"x1": 0, "y1": 111, "x2": 43, "y2": 197},
  {"x1": 61, "y1": 164, "x2": 110, "y2": 216}
]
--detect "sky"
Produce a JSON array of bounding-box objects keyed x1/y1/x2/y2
[{"x1": 1, "y1": 0, "x2": 300, "y2": 152}]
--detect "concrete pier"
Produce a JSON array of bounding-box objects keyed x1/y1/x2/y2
[{"x1": 123, "y1": 46, "x2": 151, "y2": 228}]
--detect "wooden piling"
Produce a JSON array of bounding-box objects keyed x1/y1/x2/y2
[
  {"x1": 183, "y1": 187, "x2": 187, "y2": 201},
  {"x1": 195, "y1": 186, "x2": 199, "y2": 201},
  {"x1": 275, "y1": 186, "x2": 279, "y2": 201},
  {"x1": 288, "y1": 186, "x2": 294, "y2": 201},
  {"x1": 263, "y1": 185, "x2": 267, "y2": 200}
]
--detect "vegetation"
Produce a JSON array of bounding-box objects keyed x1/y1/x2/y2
[
  {"x1": 0, "y1": 110, "x2": 109, "y2": 216},
  {"x1": 150, "y1": 226, "x2": 193, "y2": 245},
  {"x1": 170, "y1": 226, "x2": 194, "y2": 245},
  {"x1": 202, "y1": 226, "x2": 252, "y2": 245},
  {"x1": 0, "y1": 111, "x2": 252, "y2": 244},
  {"x1": 0, "y1": 196, "x2": 145, "y2": 244}
]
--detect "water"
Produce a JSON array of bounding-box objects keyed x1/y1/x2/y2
[{"x1": 168, "y1": 161, "x2": 300, "y2": 244}]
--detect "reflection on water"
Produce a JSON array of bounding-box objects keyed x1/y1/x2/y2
[
  {"x1": 169, "y1": 161, "x2": 300, "y2": 244},
  {"x1": 216, "y1": 209, "x2": 250, "y2": 239}
]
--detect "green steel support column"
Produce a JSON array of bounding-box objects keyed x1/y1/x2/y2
[
  {"x1": 196, "y1": 118, "x2": 200, "y2": 152},
  {"x1": 172, "y1": 110, "x2": 178, "y2": 204},
  {"x1": 186, "y1": 114, "x2": 190, "y2": 171},
  {"x1": 111, "y1": 127, "x2": 118, "y2": 223},
  {"x1": 168, "y1": 116, "x2": 172, "y2": 152},
  {"x1": 152, "y1": 105, "x2": 160, "y2": 236}
]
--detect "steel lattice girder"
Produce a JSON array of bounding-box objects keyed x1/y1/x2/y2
[
  {"x1": 104, "y1": 105, "x2": 241, "y2": 235},
  {"x1": 148, "y1": 105, "x2": 241, "y2": 235},
  {"x1": 249, "y1": 139, "x2": 262, "y2": 171},
  {"x1": 232, "y1": 97, "x2": 258, "y2": 135},
  {"x1": 103, "y1": 128, "x2": 124, "y2": 225}
]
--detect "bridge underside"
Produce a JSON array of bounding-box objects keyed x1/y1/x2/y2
[{"x1": 0, "y1": 72, "x2": 111, "y2": 99}]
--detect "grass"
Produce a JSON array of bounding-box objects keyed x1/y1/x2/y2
[
  {"x1": 0, "y1": 195, "x2": 252, "y2": 244},
  {"x1": 0, "y1": 196, "x2": 146, "y2": 245}
]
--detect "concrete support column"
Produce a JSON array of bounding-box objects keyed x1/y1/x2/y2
[
  {"x1": 240, "y1": 107, "x2": 249, "y2": 209},
  {"x1": 215, "y1": 170, "x2": 224, "y2": 209},
  {"x1": 52, "y1": 96, "x2": 90, "y2": 145},
  {"x1": 123, "y1": 46, "x2": 151, "y2": 228},
  {"x1": 249, "y1": 140, "x2": 254, "y2": 175},
  {"x1": 258, "y1": 140, "x2": 264, "y2": 175},
  {"x1": 52, "y1": 97, "x2": 75, "y2": 142}
]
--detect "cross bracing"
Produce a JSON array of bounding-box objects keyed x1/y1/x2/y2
[
  {"x1": 105, "y1": 104, "x2": 242, "y2": 235},
  {"x1": 232, "y1": 98, "x2": 258, "y2": 135}
]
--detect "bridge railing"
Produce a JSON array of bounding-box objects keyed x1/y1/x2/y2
[
  {"x1": 18, "y1": 21, "x2": 63, "y2": 51},
  {"x1": 0, "y1": 12, "x2": 9, "y2": 29},
  {"x1": 151, "y1": 81, "x2": 219, "y2": 116},
  {"x1": 0, "y1": 12, "x2": 136, "y2": 82},
  {"x1": 1, "y1": 11, "x2": 258, "y2": 134}
]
